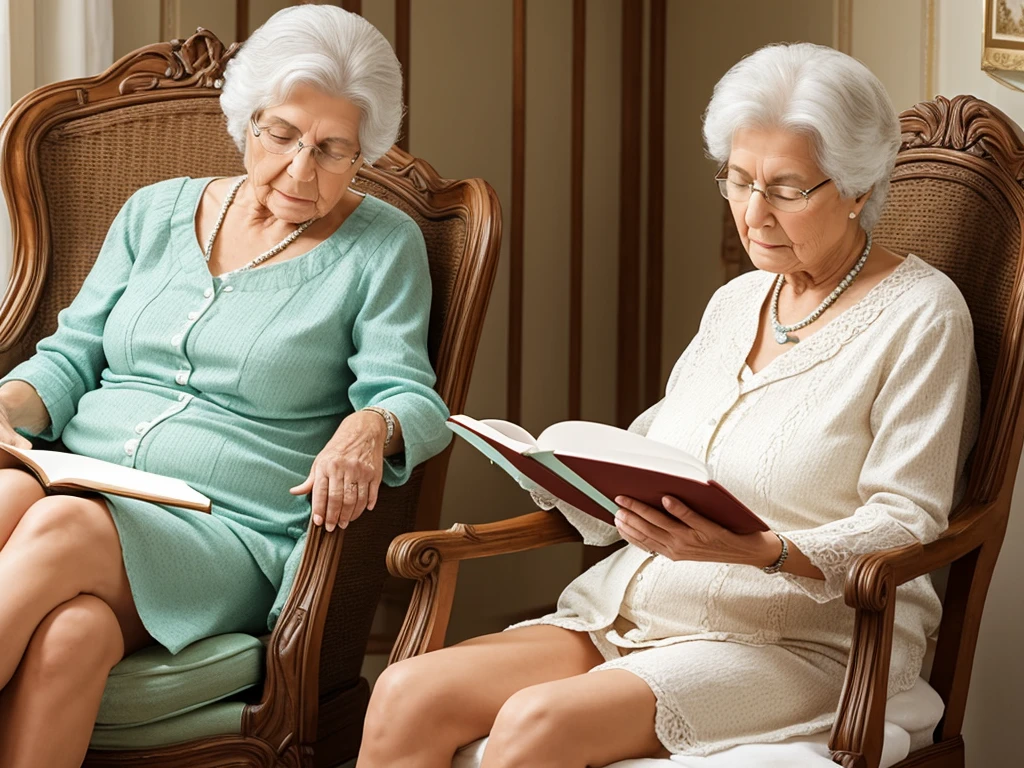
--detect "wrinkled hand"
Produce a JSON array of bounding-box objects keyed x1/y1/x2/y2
[
  {"x1": 289, "y1": 411, "x2": 386, "y2": 532},
  {"x1": 613, "y1": 494, "x2": 779, "y2": 567},
  {"x1": 0, "y1": 403, "x2": 31, "y2": 450}
]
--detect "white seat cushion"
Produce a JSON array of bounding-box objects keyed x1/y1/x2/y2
[{"x1": 451, "y1": 677, "x2": 941, "y2": 768}]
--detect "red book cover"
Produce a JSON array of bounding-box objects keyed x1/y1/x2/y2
[{"x1": 555, "y1": 455, "x2": 767, "y2": 535}]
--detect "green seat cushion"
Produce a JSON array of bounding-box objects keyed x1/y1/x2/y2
[
  {"x1": 90, "y1": 701, "x2": 245, "y2": 750},
  {"x1": 96, "y1": 632, "x2": 264, "y2": 728}
]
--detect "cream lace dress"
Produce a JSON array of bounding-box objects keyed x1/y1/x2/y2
[{"x1": 511, "y1": 255, "x2": 980, "y2": 756}]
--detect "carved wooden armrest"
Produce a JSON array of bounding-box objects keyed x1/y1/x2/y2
[
  {"x1": 829, "y1": 500, "x2": 1001, "y2": 768},
  {"x1": 243, "y1": 520, "x2": 344, "y2": 752},
  {"x1": 388, "y1": 510, "x2": 583, "y2": 662}
]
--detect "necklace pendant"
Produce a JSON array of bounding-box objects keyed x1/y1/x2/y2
[{"x1": 774, "y1": 330, "x2": 798, "y2": 345}]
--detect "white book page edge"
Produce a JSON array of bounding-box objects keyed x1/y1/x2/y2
[
  {"x1": 449, "y1": 415, "x2": 538, "y2": 453},
  {"x1": 8, "y1": 447, "x2": 209, "y2": 506},
  {"x1": 552, "y1": 447, "x2": 709, "y2": 483},
  {"x1": 535, "y1": 421, "x2": 708, "y2": 475}
]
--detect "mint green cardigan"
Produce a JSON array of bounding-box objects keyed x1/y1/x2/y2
[{"x1": 1, "y1": 177, "x2": 451, "y2": 653}]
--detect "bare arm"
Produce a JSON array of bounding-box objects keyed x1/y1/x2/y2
[{"x1": 0, "y1": 381, "x2": 50, "y2": 440}]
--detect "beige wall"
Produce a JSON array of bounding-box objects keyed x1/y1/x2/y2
[{"x1": 849, "y1": 0, "x2": 929, "y2": 111}]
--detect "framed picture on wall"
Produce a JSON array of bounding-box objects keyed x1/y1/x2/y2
[{"x1": 984, "y1": 0, "x2": 1024, "y2": 90}]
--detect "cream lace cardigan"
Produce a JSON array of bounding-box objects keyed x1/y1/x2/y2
[{"x1": 515, "y1": 255, "x2": 980, "y2": 753}]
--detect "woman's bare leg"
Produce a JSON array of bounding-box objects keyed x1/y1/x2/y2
[
  {"x1": 0, "y1": 494, "x2": 150, "y2": 689},
  {"x1": 481, "y1": 669, "x2": 667, "y2": 768},
  {"x1": 357, "y1": 625, "x2": 607, "y2": 768},
  {"x1": 0, "y1": 469, "x2": 45, "y2": 548},
  {"x1": 0, "y1": 594, "x2": 149, "y2": 768}
]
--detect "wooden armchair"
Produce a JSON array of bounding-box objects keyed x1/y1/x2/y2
[
  {"x1": 0, "y1": 30, "x2": 500, "y2": 768},
  {"x1": 387, "y1": 95, "x2": 1024, "y2": 768}
]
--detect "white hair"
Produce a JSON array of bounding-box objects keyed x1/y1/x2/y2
[
  {"x1": 702, "y1": 43, "x2": 900, "y2": 232},
  {"x1": 220, "y1": 5, "x2": 403, "y2": 165}
]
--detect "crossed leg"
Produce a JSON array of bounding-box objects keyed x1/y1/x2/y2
[
  {"x1": 0, "y1": 470, "x2": 151, "y2": 767},
  {"x1": 357, "y1": 624, "x2": 666, "y2": 768}
]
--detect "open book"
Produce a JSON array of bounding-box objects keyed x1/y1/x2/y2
[
  {"x1": 0, "y1": 443, "x2": 211, "y2": 513},
  {"x1": 448, "y1": 415, "x2": 767, "y2": 535}
]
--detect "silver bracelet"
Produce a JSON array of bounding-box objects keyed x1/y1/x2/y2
[
  {"x1": 762, "y1": 532, "x2": 789, "y2": 574},
  {"x1": 361, "y1": 406, "x2": 394, "y2": 450}
]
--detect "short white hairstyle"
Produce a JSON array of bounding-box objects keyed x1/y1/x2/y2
[
  {"x1": 220, "y1": 5, "x2": 403, "y2": 165},
  {"x1": 702, "y1": 43, "x2": 900, "y2": 232}
]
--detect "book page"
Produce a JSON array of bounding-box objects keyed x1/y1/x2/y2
[
  {"x1": 446, "y1": 422, "x2": 526, "y2": 483},
  {"x1": 448, "y1": 415, "x2": 538, "y2": 452},
  {"x1": 535, "y1": 421, "x2": 708, "y2": 478},
  {"x1": 0, "y1": 445, "x2": 209, "y2": 509}
]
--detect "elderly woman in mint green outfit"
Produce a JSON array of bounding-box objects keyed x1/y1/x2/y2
[{"x1": 0, "y1": 7, "x2": 449, "y2": 766}]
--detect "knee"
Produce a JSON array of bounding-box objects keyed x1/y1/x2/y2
[
  {"x1": 17, "y1": 495, "x2": 107, "y2": 552},
  {"x1": 488, "y1": 686, "x2": 571, "y2": 764},
  {"x1": 367, "y1": 656, "x2": 440, "y2": 724},
  {"x1": 26, "y1": 595, "x2": 124, "y2": 679}
]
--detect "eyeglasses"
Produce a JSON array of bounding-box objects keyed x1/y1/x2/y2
[
  {"x1": 714, "y1": 166, "x2": 832, "y2": 213},
  {"x1": 250, "y1": 116, "x2": 361, "y2": 174}
]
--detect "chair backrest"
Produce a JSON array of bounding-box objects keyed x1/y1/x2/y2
[
  {"x1": 722, "y1": 95, "x2": 1024, "y2": 736},
  {"x1": 0, "y1": 29, "x2": 500, "y2": 703}
]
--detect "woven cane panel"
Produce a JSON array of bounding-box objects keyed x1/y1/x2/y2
[
  {"x1": 24, "y1": 99, "x2": 243, "y2": 356},
  {"x1": 318, "y1": 468, "x2": 425, "y2": 693},
  {"x1": 351, "y1": 176, "x2": 466, "y2": 366},
  {"x1": 874, "y1": 161, "x2": 1020, "y2": 411}
]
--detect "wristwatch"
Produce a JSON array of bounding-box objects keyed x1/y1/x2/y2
[
  {"x1": 762, "y1": 532, "x2": 789, "y2": 574},
  {"x1": 362, "y1": 406, "x2": 394, "y2": 450}
]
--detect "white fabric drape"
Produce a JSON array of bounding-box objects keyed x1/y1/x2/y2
[{"x1": 1, "y1": 0, "x2": 113, "y2": 287}]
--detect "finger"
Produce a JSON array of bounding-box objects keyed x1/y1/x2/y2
[
  {"x1": 290, "y1": 473, "x2": 314, "y2": 496},
  {"x1": 367, "y1": 478, "x2": 380, "y2": 511},
  {"x1": 614, "y1": 500, "x2": 674, "y2": 542},
  {"x1": 614, "y1": 514, "x2": 658, "y2": 555},
  {"x1": 12, "y1": 433, "x2": 31, "y2": 450},
  {"x1": 660, "y1": 495, "x2": 722, "y2": 534},
  {"x1": 615, "y1": 495, "x2": 674, "y2": 534},
  {"x1": 344, "y1": 483, "x2": 369, "y2": 529},
  {"x1": 325, "y1": 478, "x2": 349, "y2": 532},
  {"x1": 334, "y1": 478, "x2": 359, "y2": 531},
  {"x1": 311, "y1": 471, "x2": 330, "y2": 527}
]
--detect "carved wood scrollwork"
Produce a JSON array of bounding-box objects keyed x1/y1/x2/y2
[
  {"x1": 900, "y1": 94, "x2": 1024, "y2": 184},
  {"x1": 374, "y1": 151, "x2": 444, "y2": 193},
  {"x1": 119, "y1": 28, "x2": 239, "y2": 95}
]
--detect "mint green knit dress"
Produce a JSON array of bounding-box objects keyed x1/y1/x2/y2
[{"x1": 1, "y1": 177, "x2": 452, "y2": 653}]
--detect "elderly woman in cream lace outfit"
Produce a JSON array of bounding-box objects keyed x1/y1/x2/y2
[{"x1": 358, "y1": 43, "x2": 980, "y2": 767}]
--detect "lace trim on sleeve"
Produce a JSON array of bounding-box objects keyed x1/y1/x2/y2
[
  {"x1": 781, "y1": 506, "x2": 922, "y2": 603},
  {"x1": 529, "y1": 488, "x2": 622, "y2": 547}
]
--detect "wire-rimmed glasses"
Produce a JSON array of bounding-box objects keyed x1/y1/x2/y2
[
  {"x1": 714, "y1": 166, "x2": 832, "y2": 213},
  {"x1": 250, "y1": 116, "x2": 361, "y2": 174}
]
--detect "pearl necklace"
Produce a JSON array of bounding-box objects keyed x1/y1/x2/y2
[
  {"x1": 770, "y1": 233, "x2": 872, "y2": 345},
  {"x1": 204, "y1": 175, "x2": 315, "y2": 277}
]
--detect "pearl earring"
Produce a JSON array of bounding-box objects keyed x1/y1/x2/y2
[{"x1": 849, "y1": 211, "x2": 857, "y2": 219}]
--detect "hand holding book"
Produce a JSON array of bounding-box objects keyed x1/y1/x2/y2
[{"x1": 612, "y1": 492, "x2": 783, "y2": 567}]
